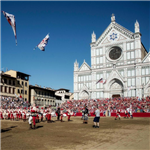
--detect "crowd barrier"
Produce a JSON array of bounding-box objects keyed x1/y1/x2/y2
[{"x1": 74, "y1": 112, "x2": 150, "y2": 117}]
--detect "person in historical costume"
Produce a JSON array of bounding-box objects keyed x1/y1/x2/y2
[
  {"x1": 23, "y1": 107, "x2": 27, "y2": 122},
  {"x1": 10, "y1": 108, "x2": 14, "y2": 121},
  {"x1": 40, "y1": 107, "x2": 44, "y2": 122},
  {"x1": 124, "y1": 109, "x2": 128, "y2": 118},
  {"x1": 46, "y1": 106, "x2": 51, "y2": 123},
  {"x1": 115, "y1": 109, "x2": 121, "y2": 120},
  {"x1": 7, "y1": 108, "x2": 10, "y2": 120},
  {"x1": 3, "y1": 108, "x2": 7, "y2": 120},
  {"x1": 19, "y1": 108, "x2": 22, "y2": 120},
  {"x1": 67, "y1": 108, "x2": 71, "y2": 121},
  {"x1": 26, "y1": 108, "x2": 30, "y2": 120},
  {"x1": 130, "y1": 108, "x2": 133, "y2": 119},
  {"x1": 0, "y1": 108, "x2": 4, "y2": 120},
  {"x1": 28, "y1": 111, "x2": 33, "y2": 129},
  {"x1": 36, "y1": 106, "x2": 40, "y2": 123},
  {"x1": 16, "y1": 108, "x2": 19, "y2": 121},
  {"x1": 13, "y1": 108, "x2": 17, "y2": 121},
  {"x1": 30, "y1": 104, "x2": 37, "y2": 129}
]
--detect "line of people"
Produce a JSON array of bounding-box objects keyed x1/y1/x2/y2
[{"x1": 0, "y1": 104, "x2": 74, "y2": 129}]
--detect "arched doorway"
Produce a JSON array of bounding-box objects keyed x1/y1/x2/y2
[
  {"x1": 109, "y1": 78, "x2": 124, "y2": 98},
  {"x1": 79, "y1": 90, "x2": 89, "y2": 99}
]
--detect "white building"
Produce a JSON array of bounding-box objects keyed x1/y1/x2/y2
[
  {"x1": 74, "y1": 14, "x2": 150, "y2": 100},
  {"x1": 55, "y1": 88, "x2": 74, "y2": 103}
]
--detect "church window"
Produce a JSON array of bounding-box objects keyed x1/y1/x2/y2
[
  {"x1": 109, "y1": 46, "x2": 122, "y2": 60},
  {"x1": 78, "y1": 76, "x2": 81, "y2": 82},
  {"x1": 132, "y1": 70, "x2": 135, "y2": 76},
  {"x1": 131, "y1": 90, "x2": 135, "y2": 97},
  {"x1": 96, "y1": 74, "x2": 100, "y2": 80},
  {"x1": 127, "y1": 52, "x2": 130, "y2": 59},
  {"x1": 128, "y1": 79, "x2": 131, "y2": 86},
  {"x1": 100, "y1": 57, "x2": 103, "y2": 63},
  {"x1": 131, "y1": 78, "x2": 135, "y2": 86},
  {"x1": 86, "y1": 75, "x2": 88, "y2": 81},
  {"x1": 127, "y1": 51, "x2": 135, "y2": 60},
  {"x1": 142, "y1": 77, "x2": 145, "y2": 85},
  {"x1": 131, "y1": 42, "x2": 134, "y2": 49},
  {"x1": 146, "y1": 67, "x2": 149, "y2": 75},
  {"x1": 89, "y1": 75, "x2": 91, "y2": 81},
  {"x1": 142, "y1": 68, "x2": 145, "y2": 75},
  {"x1": 127, "y1": 43, "x2": 130, "y2": 50},
  {"x1": 99, "y1": 48, "x2": 103, "y2": 55},
  {"x1": 96, "y1": 83, "x2": 100, "y2": 89},
  {"x1": 96, "y1": 57, "x2": 99, "y2": 64},
  {"x1": 84, "y1": 76, "x2": 86, "y2": 81},
  {"x1": 94, "y1": 58, "x2": 96, "y2": 64},
  {"x1": 96, "y1": 49, "x2": 99, "y2": 56},
  {"x1": 131, "y1": 51, "x2": 134, "y2": 59}
]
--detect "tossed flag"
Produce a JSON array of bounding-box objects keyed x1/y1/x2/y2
[
  {"x1": 34, "y1": 34, "x2": 49, "y2": 51},
  {"x1": 96, "y1": 78, "x2": 106, "y2": 84},
  {"x1": 128, "y1": 85, "x2": 133, "y2": 92},
  {"x1": 2, "y1": 11, "x2": 17, "y2": 45}
]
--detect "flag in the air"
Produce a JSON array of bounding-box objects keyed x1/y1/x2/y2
[
  {"x1": 2, "y1": 11, "x2": 17, "y2": 45},
  {"x1": 34, "y1": 34, "x2": 49, "y2": 51},
  {"x1": 128, "y1": 85, "x2": 133, "y2": 92},
  {"x1": 96, "y1": 78, "x2": 106, "y2": 84}
]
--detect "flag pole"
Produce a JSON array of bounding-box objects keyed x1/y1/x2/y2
[
  {"x1": 33, "y1": 46, "x2": 37, "y2": 50},
  {"x1": 15, "y1": 38, "x2": 17, "y2": 46}
]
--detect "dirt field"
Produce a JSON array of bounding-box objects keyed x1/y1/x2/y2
[{"x1": 1, "y1": 117, "x2": 150, "y2": 150}]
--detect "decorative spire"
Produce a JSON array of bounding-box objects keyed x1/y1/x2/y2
[
  {"x1": 111, "y1": 13, "x2": 115, "y2": 22},
  {"x1": 91, "y1": 31, "x2": 96, "y2": 43},
  {"x1": 74, "y1": 60, "x2": 79, "y2": 71},
  {"x1": 135, "y1": 20, "x2": 140, "y2": 33}
]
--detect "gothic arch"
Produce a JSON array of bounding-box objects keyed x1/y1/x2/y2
[
  {"x1": 108, "y1": 78, "x2": 124, "y2": 97},
  {"x1": 79, "y1": 90, "x2": 89, "y2": 99}
]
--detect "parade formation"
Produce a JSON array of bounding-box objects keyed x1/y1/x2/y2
[{"x1": 0, "y1": 103, "x2": 75, "y2": 129}]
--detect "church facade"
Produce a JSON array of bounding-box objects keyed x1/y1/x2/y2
[{"x1": 74, "y1": 14, "x2": 150, "y2": 100}]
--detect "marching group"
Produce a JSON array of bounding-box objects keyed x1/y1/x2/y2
[{"x1": 0, "y1": 103, "x2": 73, "y2": 129}]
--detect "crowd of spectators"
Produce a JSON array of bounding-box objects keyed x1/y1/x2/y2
[
  {"x1": 61, "y1": 97, "x2": 150, "y2": 113},
  {"x1": 1, "y1": 96, "x2": 150, "y2": 114},
  {"x1": 0, "y1": 96, "x2": 29, "y2": 109}
]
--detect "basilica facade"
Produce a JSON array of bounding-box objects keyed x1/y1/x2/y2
[{"x1": 74, "y1": 14, "x2": 150, "y2": 100}]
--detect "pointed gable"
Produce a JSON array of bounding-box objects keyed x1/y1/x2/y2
[
  {"x1": 92, "y1": 22, "x2": 134, "y2": 47},
  {"x1": 106, "y1": 69, "x2": 125, "y2": 84},
  {"x1": 142, "y1": 51, "x2": 150, "y2": 63},
  {"x1": 79, "y1": 61, "x2": 91, "y2": 72}
]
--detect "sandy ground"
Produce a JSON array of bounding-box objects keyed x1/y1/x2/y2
[{"x1": 1, "y1": 117, "x2": 150, "y2": 150}]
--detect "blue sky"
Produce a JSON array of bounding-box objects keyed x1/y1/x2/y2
[{"x1": 1, "y1": 1, "x2": 150, "y2": 92}]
